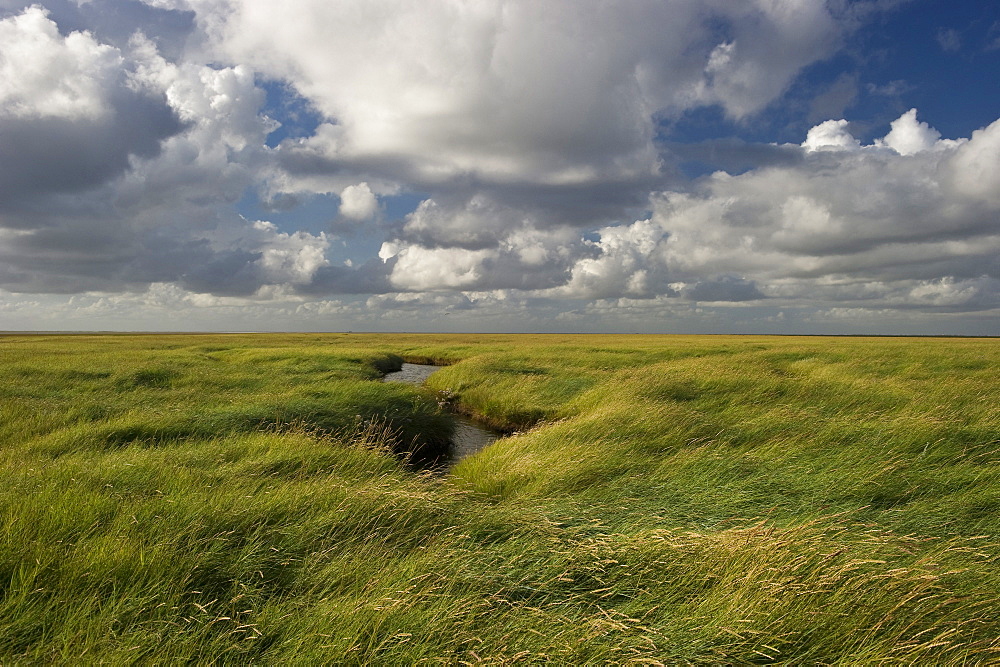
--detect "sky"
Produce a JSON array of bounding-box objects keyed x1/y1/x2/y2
[{"x1": 0, "y1": 0, "x2": 998, "y2": 334}]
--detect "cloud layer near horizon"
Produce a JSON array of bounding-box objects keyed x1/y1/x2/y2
[{"x1": 0, "y1": 0, "x2": 997, "y2": 333}]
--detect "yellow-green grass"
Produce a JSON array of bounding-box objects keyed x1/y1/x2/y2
[{"x1": 1, "y1": 333, "x2": 998, "y2": 662}]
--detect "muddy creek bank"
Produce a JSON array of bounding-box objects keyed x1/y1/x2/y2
[{"x1": 382, "y1": 363, "x2": 500, "y2": 463}]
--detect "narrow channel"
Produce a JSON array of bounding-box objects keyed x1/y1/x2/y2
[{"x1": 382, "y1": 363, "x2": 501, "y2": 463}]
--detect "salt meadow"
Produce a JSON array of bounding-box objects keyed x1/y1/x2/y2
[{"x1": 1, "y1": 333, "x2": 999, "y2": 662}]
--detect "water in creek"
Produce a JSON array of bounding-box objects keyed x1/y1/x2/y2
[{"x1": 382, "y1": 363, "x2": 500, "y2": 462}]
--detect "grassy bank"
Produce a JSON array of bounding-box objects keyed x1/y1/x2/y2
[{"x1": 1, "y1": 333, "x2": 998, "y2": 662}]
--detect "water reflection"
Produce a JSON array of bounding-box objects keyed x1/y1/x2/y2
[
  {"x1": 383, "y1": 363, "x2": 500, "y2": 463},
  {"x1": 383, "y1": 363, "x2": 438, "y2": 385}
]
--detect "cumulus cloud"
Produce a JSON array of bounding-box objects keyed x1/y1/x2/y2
[
  {"x1": 338, "y1": 182, "x2": 377, "y2": 221},
  {"x1": 0, "y1": 6, "x2": 340, "y2": 299},
  {"x1": 190, "y1": 0, "x2": 843, "y2": 193},
  {"x1": 1, "y1": 0, "x2": 196, "y2": 59},
  {"x1": 947, "y1": 117, "x2": 1000, "y2": 206},
  {"x1": 396, "y1": 195, "x2": 537, "y2": 249},
  {"x1": 877, "y1": 108, "x2": 942, "y2": 155},
  {"x1": 379, "y1": 244, "x2": 491, "y2": 291},
  {"x1": 379, "y1": 218, "x2": 585, "y2": 294},
  {"x1": 374, "y1": 192, "x2": 594, "y2": 294},
  {"x1": 557, "y1": 219, "x2": 668, "y2": 299},
  {"x1": 249, "y1": 221, "x2": 329, "y2": 285},
  {"x1": 0, "y1": 7, "x2": 182, "y2": 203},
  {"x1": 1, "y1": 1, "x2": 996, "y2": 333},
  {"x1": 0, "y1": 6, "x2": 120, "y2": 120},
  {"x1": 373, "y1": 108, "x2": 997, "y2": 314},
  {"x1": 802, "y1": 119, "x2": 860, "y2": 152},
  {"x1": 363, "y1": 107, "x2": 999, "y2": 322},
  {"x1": 651, "y1": 110, "x2": 1000, "y2": 312}
]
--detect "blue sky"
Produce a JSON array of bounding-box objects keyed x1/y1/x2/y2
[{"x1": 0, "y1": 0, "x2": 998, "y2": 334}]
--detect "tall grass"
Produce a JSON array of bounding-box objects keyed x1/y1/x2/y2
[{"x1": 1, "y1": 333, "x2": 998, "y2": 662}]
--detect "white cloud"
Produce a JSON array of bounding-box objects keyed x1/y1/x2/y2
[
  {"x1": 251, "y1": 221, "x2": 330, "y2": 285},
  {"x1": 378, "y1": 213, "x2": 585, "y2": 294},
  {"x1": 504, "y1": 227, "x2": 574, "y2": 267},
  {"x1": 380, "y1": 244, "x2": 491, "y2": 291},
  {"x1": 877, "y1": 108, "x2": 942, "y2": 155},
  {"x1": 0, "y1": 6, "x2": 120, "y2": 120},
  {"x1": 190, "y1": 0, "x2": 842, "y2": 190},
  {"x1": 0, "y1": 2, "x2": 996, "y2": 334},
  {"x1": 802, "y1": 119, "x2": 860, "y2": 152},
  {"x1": 650, "y1": 109, "x2": 1000, "y2": 311},
  {"x1": 905, "y1": 277, "x2": 988, "y2": 307},
  {"x1": 557, "y1": 219, "x2": 666, "y2": 299},
  {"x1": 339, "y1": 182, "x2": 377, "y2": 220},
  {"x1": 0, "y1": 12, "x2": 333, "y2": 299},
  {"x1": 399, "y1": 195, "x2": 530, "y2": 247},
  {"x1": 0, "y1": 7, "x2": 182, "y2": 204},
  {"x1": 946, "y1": 117, "x2": 1000, "y2": 206},
  {"x1": 366, "y1": 107, "x2": 999, "y2": 316},
  {"x1": 164, "y1": 62, "x2": 271, "y2": 151}
]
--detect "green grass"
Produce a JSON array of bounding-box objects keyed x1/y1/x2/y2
[{"x1": 1, "y1": 333, "x2": 998, "y2": 662}]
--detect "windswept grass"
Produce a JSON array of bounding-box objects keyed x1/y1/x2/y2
[{"x1": 1, "y1": 333, "x2": 998, "y2": 662}]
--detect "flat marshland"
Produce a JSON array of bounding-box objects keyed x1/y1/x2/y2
[{"x1": 1, "y1": 333, "x2": 998, "y2": 663}]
